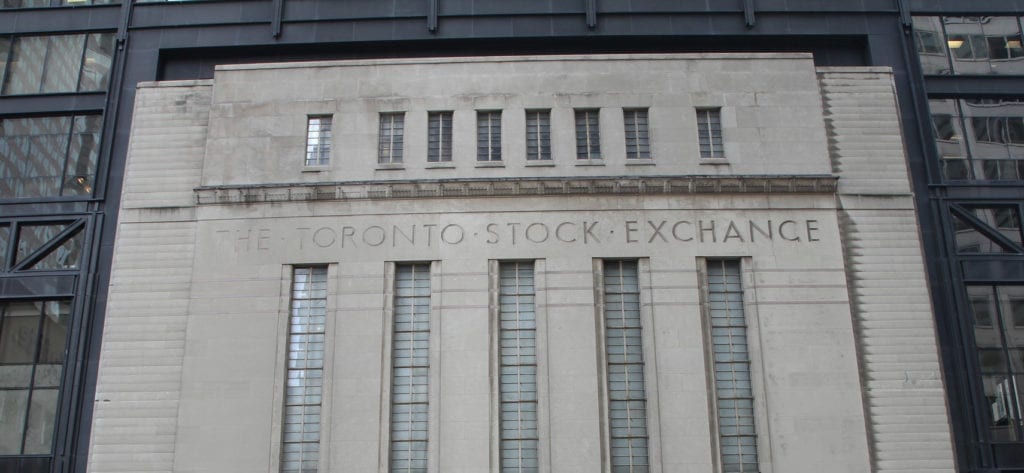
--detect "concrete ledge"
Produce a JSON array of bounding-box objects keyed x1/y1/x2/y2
[{"x1": 193, "y1": 175, "x2": 838, "y2": 205}]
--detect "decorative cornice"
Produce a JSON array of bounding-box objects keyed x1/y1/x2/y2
[{"x1": 194, "y1": 175, "x2": 838, "y2": 205}]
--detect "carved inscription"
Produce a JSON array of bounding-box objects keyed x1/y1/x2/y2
[{"x1": 216, "y1": 218, "x2": 822, "y2": 253}]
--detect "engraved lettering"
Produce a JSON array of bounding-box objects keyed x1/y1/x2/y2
[
  {"x1": 506, "y1": 222, "x2": 522, "y2": 245},
  {"x1": 441, "y1": 224, "x2": 465, "y2": 245},
  {"x1": 779, "y1": 220, "x2": 801, "y2": 241},
  {"x1": 555, "y1": 222, "x2": 577, "y2": 243},
  {"x1": 486, "y1": 223, "x2": 500, "y2": 244},
  {"x1": 393, "y1": 225, "x2": 415, "y2": 247},
  {"x1": 363, "y1": 226, "x2": 386, "y2": 246},
  {"x1": 647, "y1": 220, "x2": 668, "y2": 243},
  {"x1": 340, "y1": 226, "x2": 357, "y2": 247},
  {"x1": 295, "y1": 227, "x2": 310, "y2": 250},
  {"x1": 257, "y1": 228, "x2": 272, "y2": 250},
  {"x1": 422, "y1": 224, "x2": 437, "y2": 246},
  {"x1": 314, "y1": 227, "x2": 337, "y2": 248},
  {"x1": 723, "y1": 221, "x2": 744, "y2": 242},
  {"x1": 625, "y1": 220, "x2": 639, "y2": 243},
  {"x1": 748, "y1": 220, "x2": 771, "y2": 242},
  {"x1": 698, "y1": 220, "x2": 716, "y2": 243},
  {"x1": 806, "y1": 219, "x2": 820, "y2": 242},
  {"x1": 236, "y1": 228, "x2": 252, "y2": 252},
  {"x1": 525, "y1": 223, "x2": 549, "y2": 243},
  {"x1": 672, "y1": 221, "x2": 694, "y2": 241},
  {"x1": 583, "y1": 221, "x2": 601, "y2": 244}
]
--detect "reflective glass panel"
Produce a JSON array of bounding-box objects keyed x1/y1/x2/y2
[
  {"x1": 30, "y1": 228, "x2": 82, "y2": 270},
  {"x1": 63, "y1": 115, "x2": 102, "y2": 196},
  {"x1": 946, "y1": 16, "x2": 1024, "y2": 75},
  {"x1": 3, "y1": 36, "x2": 47, "y2": 95},
  {"x1": 969, "y1": 286, "x2": 1024, "y2": 442},
  {"x1": 40, "y1": 35, "x2": 84, "y2": 93},
  {"x1": 78, "y1": 33, "x2": 114, "y2": 92},
  {"x1": 914, "y1": 16, "x2": 953, "y2": 74},
  {"x1": 953, "y1": 213, "x2": 1011, "y2": 254},
  {"x1": 0, "y1": 224, "x2": 8, "y2": 269},
  {"x1": 0, "y1": 114, "x2": 102, "y2": 198},
  {"x1": 16, "y1": 223, "x2": 69, "y2": 265}
]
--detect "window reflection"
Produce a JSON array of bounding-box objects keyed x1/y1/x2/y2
[
  {"x1": 0, "y1": 33, "x2": 114, "y2": 96},
  {"x1": 914, "y1": 16, "x2": 1024, "y2": 76},
  {"x1": 0, "y1": 114, "x2": 102, "y2": 198},
  {"x1": 0, "y1": 301, "x2": 69, "y2": 455},
  {"x1": 968, "y1": 287, "x2": 1024, "y2": 442},
  {"x1": 930, "y1": 98, "x2": 1024, "y2": 181}
]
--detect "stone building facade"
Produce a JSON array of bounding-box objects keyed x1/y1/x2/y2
[{"x1": 88, "y1": 54, "x2": 953, "y2": 473}]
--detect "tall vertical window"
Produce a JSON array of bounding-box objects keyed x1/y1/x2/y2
[
  {"x1": 305, "y1": 116, "x2": 331, "y2": 167},
  {"x1": 391, "y1": 264, "x2": 431, "y2": 473},
  {"x1": 0, "y1": 33, "x2": 114, "y2": 96},
  {"x1": 379, "y1": 112, "x2": 405, "y2": 165},
  {"x1": 498, "y1": 262, "x2": 539, "y2": 472},
  {"x1": 477, "y1": 111, "x2": 502, "y2": 162},
  {"x1": 575, "y1": 109, "x2": 601, "y2": 161},
  {"x1": 967, "y1": 286, "x2": 1024, "y2": 442},
  {"x1": 0, "y1": 301, "x2": 70, "y2": 456},
  {"x1": 697, "y1": 108, "x2": 724, "y2": 159},
  {"x1": 602, "y1": 260, "x2": 649, "y2": 472},
  {"x1": 0, "y1": 114, "x2": 102, "y2": 198},
  {"x1": 623, "y1": 109, "x2": 650, "y2": 160},
  {"x1": 427, "y1": 111, "x2": 452, "y2": 163},
  {"x1": 281, "y1": 267, "x2": 327, "y2": 473},
  {"x1": 705, "y1": 260, "x2": 758, "y2": 473},
  {"x1": 525, "y1": 110, "x2": 551, "y2": 161}
]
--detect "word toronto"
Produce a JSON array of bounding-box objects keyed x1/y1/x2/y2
[{"x1": 221, "y1": 218, "x2": 823, "y2": 252}]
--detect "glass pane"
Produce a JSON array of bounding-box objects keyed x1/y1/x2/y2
[
  {"x1": 1000, "y1": 288, "x2": 1024, "y2": 349},
  {"x1": 0, "y1": 37, "x2": 8, "y2": 90},
  {"x1": 953, "y1": 213, "x2": 1011, "y2": 253},
  {"x1": 36, "y1": 301, "x2": 68, "y2": 364},
  {"x1": 947, "y1": 16, "x2": 1024, "y2": 75},
  {"x1": 22, "y1": 388, "x2": 57, "y2": 454},
  {"x1": 0, "y1": 303, "x2": 41, "y2": 364},
  {"x1": 16, "y1": 223, "x2": 69, "y2": 265},
  {"x1": 0, "y1": 116, "x2": 73, "y2": 197},
  {"x1": 967, "y1": 206, "x2": 1023, "y2": 246},
  {"x1": 78, "y1": 33, "x2": 114, "y2": 92},
  {"x1": 0, "y1": 390, "x2": 29, "y2": 454},
  {"x1": 63, "y1": 115, "x2": 101, "y2": 196},
  {"x1": 3, "y1": 36, "x2": 46, "y2": 95},
  {"x1": 0, "y1": 224, "x2": 8, "y2": 269},
  {"x1": 914, "y1": 16, "x2": 953, "y2": 74},
  {"x1": 40, "y1": 35, "x2": 84, "y2": 94},
  {"x1": 30, "y1": 228, "x2": 82, "y2": 270}
]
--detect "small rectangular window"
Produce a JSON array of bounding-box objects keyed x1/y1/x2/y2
[
  {"x1": 623, "y1": 108, "x2": 650, "y2": 159},
  {"x1": 575, "y1": 109, "x2": 601, "y2": 160},
  {"x1": 378, "y1": 112, "x2": 405, "y2": 165},
  {"x1": 390, "y1": 263, "x2": 432, "y2": 472},
  {"x1": 705, "y1": 260, "x2": 759, "y2": 473},
  {"x1": 697, "y1": 108, "x2": 724, "y2": 159},
  {"x1": 498, "y1": 262, "x2": 539, "y2": 471},
  {"x1": 477, "y1": 111, "x2": 502, "y2": 162},
  {"x1": 281, "y1": 267, "x2": 327, "y2": 473},
  {"x1": 601, "y1": 260, "x2": 649, "y2": 471},
  {"x1": 305, "y1": 116, "x2": 332, "y2": 167},
  {"x1": 428, "y1": 111, "x2": 453, "y2": 163},
  {"x1": 525, "y1": 110, "x2": 551, "y2": 161}
]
